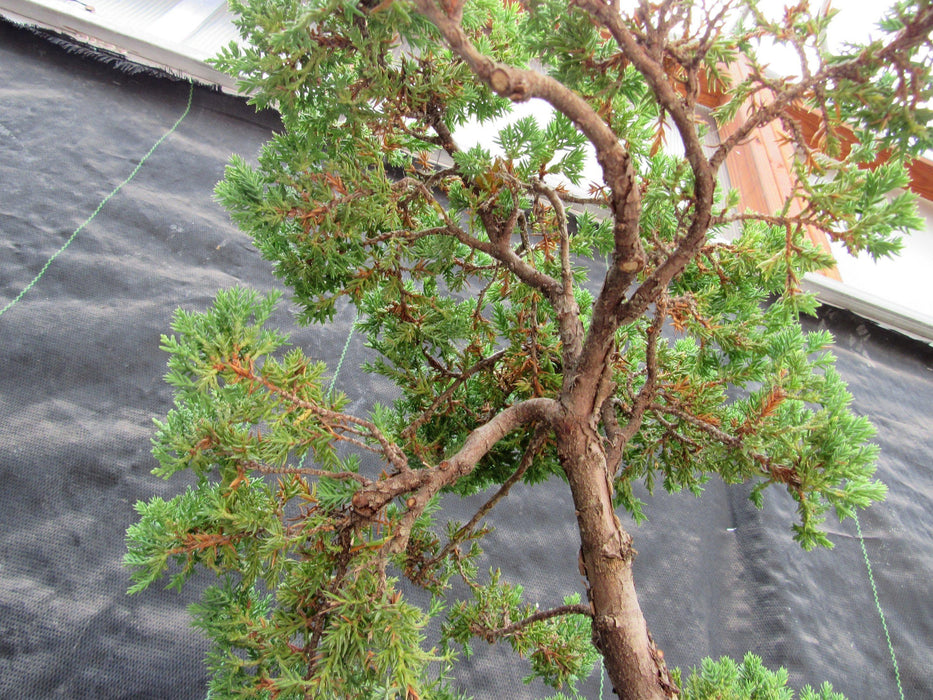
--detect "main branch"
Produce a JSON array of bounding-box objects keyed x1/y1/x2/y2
[
  {"x1": 411, "y1": 0, "x2": 646, "y2": 374},
  {"x1": 351, "y1": 397, "x2": 561, "y2": 553}
]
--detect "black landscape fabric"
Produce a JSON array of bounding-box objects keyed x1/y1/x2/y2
[{"x1": 1, "y1": 20, "x2": 931, "y2": 699}]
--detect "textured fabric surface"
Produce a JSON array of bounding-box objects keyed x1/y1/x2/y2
[{"x1": 1, "y1": 20, "x2": 930, "y2": 698}]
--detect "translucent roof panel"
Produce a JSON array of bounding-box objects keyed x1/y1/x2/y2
[{"x1": 0, "y1": 0, "x2": 240, "y2": 90}]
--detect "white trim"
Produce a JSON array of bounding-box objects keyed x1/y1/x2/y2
[{"x1": 803, "y1": 274, "x2": 933, "y2": 346}]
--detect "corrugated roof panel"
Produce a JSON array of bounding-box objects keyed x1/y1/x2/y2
[
  {"x1": 96, "y1": 0, "x2": 177, "y2": 28},
  {"x1": 147, "y1": 0, "x2": 224, "y2": 43},
  {"x1": 186, "y1": 6, "x2": 238, "y2": 56},
  {"x1": 0, "y1": 0, "x2": 239, "y2": 89}
]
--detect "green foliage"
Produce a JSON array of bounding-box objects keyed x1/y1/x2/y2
[
  {"x1": 127, "y1": 288, "x2": 458, "y2": 697},
  {"x1": 828, "y1": 2, "x2": 933, "y2": 155},
  {"x1": 444, "y1": 572, "x2": 599, "y2": 690},
  {"x1": 680, "y1": 654, "x2": 847, "y2": 700},
  {"x1": 496, "y1": 113, "x2": 589, "y2": 184},
  {"x1": 127, "y1": 0, "x2": 930, "y2": 696}
]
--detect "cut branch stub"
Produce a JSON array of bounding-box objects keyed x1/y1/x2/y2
[{"x1": 489, "y1": 67, "x2": 530, "y2": 101}]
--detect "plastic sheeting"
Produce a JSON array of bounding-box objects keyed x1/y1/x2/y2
[{"x1": 1, "y1": 20, "x2": 931, "y2": 698}]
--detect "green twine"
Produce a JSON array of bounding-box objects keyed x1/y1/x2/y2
[
  {"x1": 0, "y1": 82, "x2": 194, "y2": 320},
  {"x1": 854, "y1": 510, "x2": 905, "y2": 700},
  {"x1": 295, "y1": 316, "x2": 358, "y2": 469},
  {"x1": 327, "y1": 315, "x2": 358, "y2": 399},
  {"x1": 586, "y1": 511, "x2": 904, "y2": 700}
]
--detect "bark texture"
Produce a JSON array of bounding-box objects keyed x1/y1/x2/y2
[{"x1": 556, "y1": 412, "x2": 677, "y2": 699}]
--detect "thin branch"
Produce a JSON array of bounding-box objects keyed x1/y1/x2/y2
[
  {"x1": 651, "y1": 411, "x2": 700, "y2": 448},
  {"x1": 531, "y1": 178, "x2": 574, "y2": 300},
  {"x1": 649, "y1": 400, "x2": 802, "y2": 487},
  {"x1": 474, "y1": 603, "x2": 594, "y2": 643},
  {"x1": 608, "y1": 294, "x2": 667, "y2": 475},
  {"x1": 423, "y1": 166, "x2": 459, "y2": 191},
  {"x1": 222, "y1": 356, "x2": 410, "y2": 473},
  {"x1": 653, "y1": 400, "x2": 739, "y2": 447},
  {"x1": 425, "y1": 424, "x2": 549, "y2": 575},
  {"x1": 711, "y1": 211, "x2": 838, "y2": 237},
  {"x1": 396, "y1": 120, "x2": 446, "y2": 149},
  {"x1": 554, "y1": 189, "x2": 608, "y2": 207},
  {"x1": 388, "y1": 172, "x2": 554, "y2": 295},
  {"x1": 245, "y1": 459, "x2": 372, "y2": 487},
  {"x1": 401, "y1": 349, "x2": 508, "y2": 440},
  {"x1": 426, "y1": 184, "x2": 564, "y2": 303},
  {"x1": 360, "y1": 226, "x2": 449, "y2": 247},
  {"x1": 453, "y1": 546, "x2": 483, "y2": 593},
  {"x1": 517, "y1": 209, "x2": 533, "y2": 260}
]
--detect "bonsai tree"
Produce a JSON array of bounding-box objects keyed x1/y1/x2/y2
[{"x1": 126, "y1": 0, "x2": 932, "y2": 697}]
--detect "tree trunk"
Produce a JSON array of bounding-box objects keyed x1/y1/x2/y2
[{"x1": 556, "y1": 415, "x2": 677, "y2": 699}]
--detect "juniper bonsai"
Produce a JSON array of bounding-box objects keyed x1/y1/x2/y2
[{"x1": 126, "y1": 0, "x2": 932, "y2": 697}]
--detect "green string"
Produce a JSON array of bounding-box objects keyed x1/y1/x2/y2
[
  {"x1": 0, "y1": 82, "x2": 195, "y2": 320},
  {"x1": 295, "y1": 316, "x2": 358, "y2": 470},
  {"x1": 588, "y1": 512, "x2": 903, "y2": 700},
  {"x1": 327, "y1": 316, "x2": 358, "y2": 399},
  {"x1": 854, "y1": 510, "x2": 905, "y2": 700}
]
